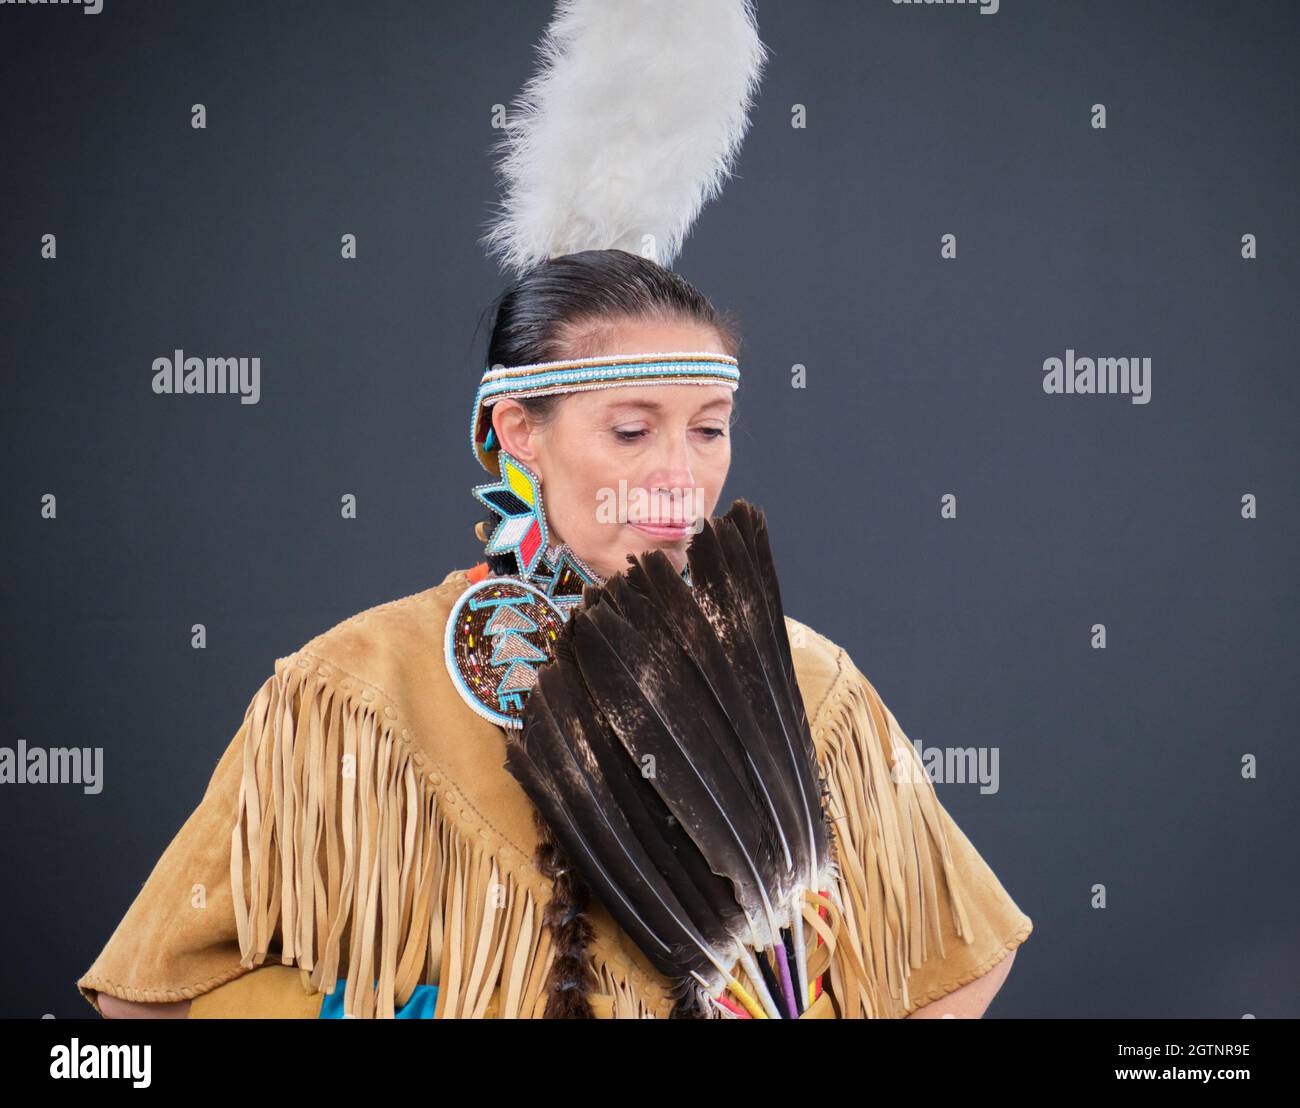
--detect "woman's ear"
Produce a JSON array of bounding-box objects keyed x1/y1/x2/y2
[{"x1": 491, "y1": 400, "x2": 543, "y2": 475}]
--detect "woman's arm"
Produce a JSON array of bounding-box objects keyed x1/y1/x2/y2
[
  {"x1": 904, "y1": 948, "x2": 1017, "y2": 1019},
  {"x1": 97, "y1": 994, "x2": 192, "y2": 1019},
  {"x1": 98, "y1": 967, "x2": 323, "y2": 1018}
]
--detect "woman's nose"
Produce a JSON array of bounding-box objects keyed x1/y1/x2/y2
[{"x1": 648, "y1": 430, "x2": 696, "y2": 490}]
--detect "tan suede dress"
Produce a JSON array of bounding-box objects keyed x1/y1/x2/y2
[{"x1": 76, "y1": 566, "x2": 1033, "y2": 1018}]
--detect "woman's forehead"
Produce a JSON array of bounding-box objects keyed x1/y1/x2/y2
[{"x1": 577, "y1": 383, "x2": 734, "y2": 415}]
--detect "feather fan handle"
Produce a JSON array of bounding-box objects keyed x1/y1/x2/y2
[{"x1": 480, "y1": 0, "x2": 769, "y2": 275}]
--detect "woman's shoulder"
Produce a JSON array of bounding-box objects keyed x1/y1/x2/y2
[
  {"x1": 271, "y1": 566, "x2": 479, "y2": 694},
  {"x1": 784, "y1": 615, "x2": 857, "y2": 731}
]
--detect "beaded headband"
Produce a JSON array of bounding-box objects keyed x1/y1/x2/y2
[{"x1": 471, "y1": 350, "x2": 741, "y2": 476}]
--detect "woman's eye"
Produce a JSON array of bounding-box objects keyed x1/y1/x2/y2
[{"x1": 613, "y1": 427, "x2": 725, "y2": 442}]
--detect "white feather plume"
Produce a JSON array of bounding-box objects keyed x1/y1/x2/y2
[{"x1": 481, "y1": 0, "x2": 769, "y2": 276}]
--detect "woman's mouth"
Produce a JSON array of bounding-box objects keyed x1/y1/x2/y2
[{"x1": 629, "y1": 520, "x2": 695, "y2": 542}]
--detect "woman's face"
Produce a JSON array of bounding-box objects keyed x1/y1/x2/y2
[{"x1": 490, "y1": 318, "x2": 734, "y2": 579}]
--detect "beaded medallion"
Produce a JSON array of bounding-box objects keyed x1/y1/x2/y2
[{"x1": 444, "y1": 576, "x2": 570, "y2": 730}]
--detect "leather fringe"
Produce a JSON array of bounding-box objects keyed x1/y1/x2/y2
[
  {"x1": 814, "y1": 659, "x2": 975, "y2": 1018},
  {"x1": 229, "y1": 648, "x2": 955, "y2": 1019},
  {"x1": 229, "y1": 656, "x2": 565, "y2": 1018}
]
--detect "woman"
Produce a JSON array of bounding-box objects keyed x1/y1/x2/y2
[{"x1": 78, "y1": 250, "x2": 1032, "y2": 1018}]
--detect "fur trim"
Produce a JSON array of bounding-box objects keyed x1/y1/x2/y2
[{"x1": 480, "y1": 0, "x2": 769, "y2": 275}]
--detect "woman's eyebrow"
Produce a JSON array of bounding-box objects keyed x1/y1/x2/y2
[{"x1": 604, "y1": 397, "x2": 733, "y2": 414}]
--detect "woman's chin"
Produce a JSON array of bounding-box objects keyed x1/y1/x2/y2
[{"x1": 578, "y1": 530, "x2": 691, "y2": 581}]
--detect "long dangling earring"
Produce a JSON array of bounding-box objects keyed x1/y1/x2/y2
[
  {"x1": 472, "y1": 447, "x2": 605, "y2": 611},
  {"x1": 472, "y1": 449, "x2": 551, "y2": 582}
]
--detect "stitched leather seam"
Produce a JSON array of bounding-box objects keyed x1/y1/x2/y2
[{"x1": 814, "y1": 645, "x2": 849, "y2": 725}]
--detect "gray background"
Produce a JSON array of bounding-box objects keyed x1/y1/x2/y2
[{"x1": 2, "y1": 0, "x2": 1296, "y2": 1018}]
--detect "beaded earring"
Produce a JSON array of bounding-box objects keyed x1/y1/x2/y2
[{"x1": 471, "y1": 449, "x2": 551, "y2": 580}]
